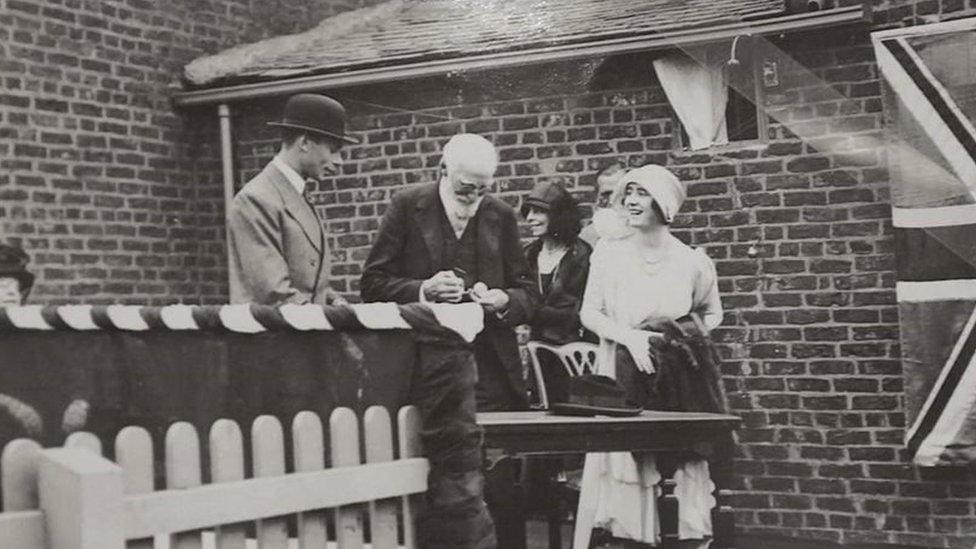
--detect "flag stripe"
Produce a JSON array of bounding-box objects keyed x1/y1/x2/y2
[
  {"x1": 897, "y1": 280, "x2": 976, "y2": 302},
  {"x1": 913, "y1": 347, "x2": 976, "y2": 466},
  {"x1": 907, "y1": 306, "x2": 976, "y2": 452},
  {"x1": 883, "y1": 38, "x2": 976, "y2": 162},
  {"x1": 894, "y1": 226, "x2": 976, "y2": 282},
  {"x1": 892, "y1": 204, "x2": 976, "y2": 228}
]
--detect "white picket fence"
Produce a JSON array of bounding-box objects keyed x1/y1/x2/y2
[{"x1": 0, "y1": 406, "x2": 428, "y2": 549}]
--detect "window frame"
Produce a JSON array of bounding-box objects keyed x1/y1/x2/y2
[{"x1": 670, "y1": 40, "x2": 769, "y2": 151}]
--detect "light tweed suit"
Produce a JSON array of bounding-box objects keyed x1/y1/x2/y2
[{"x1": 228, "y1": 162, "x2": 338, "y2": 306}]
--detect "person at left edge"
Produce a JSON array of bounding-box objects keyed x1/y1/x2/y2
[{"x1": 228, "y1": 93, "x2": 356, "y2": 306}]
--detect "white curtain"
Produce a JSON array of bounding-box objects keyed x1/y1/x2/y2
[{"x1": 653, "y1": 50, "x2": 730, "y2": 150}]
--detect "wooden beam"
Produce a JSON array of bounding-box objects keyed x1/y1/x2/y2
[{"x1": 123, "y1": 458, "x2": 429, "y2": 539}]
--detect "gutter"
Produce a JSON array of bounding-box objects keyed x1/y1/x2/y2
[
  {"x1": 217, "y1": 104, "x2": 240, "y2": 299},
  {"x1": 174, "y1": 5, "x2": 868, "y2": 107}
]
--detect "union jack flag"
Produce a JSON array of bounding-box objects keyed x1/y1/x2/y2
[{"x1": 873, "y1": 19, "x2": 976, "y2": 466}]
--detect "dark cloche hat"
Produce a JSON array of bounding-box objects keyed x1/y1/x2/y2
[
  {"x1": 521, "y1": 180, "x2": 570, "y2": 216},
  {"x1": 267, "y1": 93, "x2": 359, "y2": 145},
  {"x1": 0, "y1": 244, "x2": 34, "y2": 294}
]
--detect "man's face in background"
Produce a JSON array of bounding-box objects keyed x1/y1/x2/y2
[
  {"x1": 595, "y1": 172, "x2": 621, "y2": 209},
  {"x1": 0, "y1": 277, "x2": 22, "y2": 306}
]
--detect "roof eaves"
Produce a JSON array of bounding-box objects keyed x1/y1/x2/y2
[
  {"x1": 183, "y1": 0, "x2": 408, "y2": 89},
  {"x1": 173, "y1": 5, "x2": 869, "y2": 108}
]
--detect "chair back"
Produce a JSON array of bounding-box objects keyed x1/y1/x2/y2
[{"x1": 526, "y1": 341, "x2": 600, "y2": 408}]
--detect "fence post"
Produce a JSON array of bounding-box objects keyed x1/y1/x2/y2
[
  {"x1": 38, "y1": 447, "x2": 124, "y2": 549},
  {"x1": 2, "y1": 439, "x2": 42, "y2": 511}
]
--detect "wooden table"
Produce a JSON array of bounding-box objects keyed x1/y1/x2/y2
[{"x1": 478, "y1": 410, "x2": 741, "y2": 549}]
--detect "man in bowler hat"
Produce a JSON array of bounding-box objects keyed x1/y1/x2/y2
[{"x1": 228, "y1": 93, "x2": 357, "y2": 306}]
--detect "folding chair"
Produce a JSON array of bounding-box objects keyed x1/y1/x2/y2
[
  {"x1": 526, "y1": 341, "x2": 600, "y2": 409},
  {"x1": 524, "y1": 341, "x2": 601, "y2": 548}
]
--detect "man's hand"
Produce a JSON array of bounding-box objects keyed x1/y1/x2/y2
[
  {"x1": 472, "y1": 286, "x2": 510, "y2": 313},
  {"x1": 421, "y1": 271, "x2": 465, "y2": 303}
]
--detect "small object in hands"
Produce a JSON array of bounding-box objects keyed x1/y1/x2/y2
[
  {"x1": 470, "y1": 281, "x2": 489, "y2": 301},
  {"x1": 425, "y1": 270, "x2": 465, "y2": 303},
  {"x1": 451, "y1": 267, "x2": 470, "y2": 285},
  {"x1": 449, "y1": 268, "x2": 473, "y2": 302},
  {"x1": 549, "y1": 375, "x2": 642, "y2": 417}
]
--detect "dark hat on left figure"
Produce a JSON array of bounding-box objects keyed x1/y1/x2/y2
[
  {"x1": 521, "y1": 180, "x2": 571, "y2": 216},
  {"x1": 268, "y1": 93, "x2": 359, "y2": 145},
  {"x1": 0, "y1": 244, "x2": 34, "y2": 295}
]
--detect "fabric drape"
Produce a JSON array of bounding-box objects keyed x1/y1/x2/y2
[{"x1": 653, "y1": 50, "x2": 730, "y2": 150}]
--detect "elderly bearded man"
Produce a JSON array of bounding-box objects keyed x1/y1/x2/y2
[
  {"x1": 361, "y1": 134, "x2": 539, "y2": 549},
  {"x1": 228, "y1": 93, "x2": 356, "y2": 306}
]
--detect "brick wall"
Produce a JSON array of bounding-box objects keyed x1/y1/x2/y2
[
  {"x1": 0, "y1": 0, "x2": 253, "y2": 304},
  {"x1": 6, "y1": 0, "x2": 976, "y2": 545},
  {"x1": 0, "y1": 0, "x2": 376, "y2": 305},
  {"x1": 224, "y1": 23, "x2": 976, "y2": 548},
  {"x1": 724, "y1": 24, "x2": 976, "y2": 548}
]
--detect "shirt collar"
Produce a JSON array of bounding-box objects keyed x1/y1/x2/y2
[{"x1": 272, "y1": 155, "x2": 307, "y2": 195}]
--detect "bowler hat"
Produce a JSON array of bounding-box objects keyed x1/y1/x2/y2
[
  {"x1": 267, "y1": 93, "x2": 359, "y2": 145},
  {"x1": 549, "y1": 374, "x2": 642, "y2": 417},
  {"x1": 0, "y1": 244, "x2": 34, "y2": 296}
]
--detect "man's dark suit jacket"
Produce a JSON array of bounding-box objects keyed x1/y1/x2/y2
[{"x1": 361, "y1": 182, "x2": 539, "y2": 407}]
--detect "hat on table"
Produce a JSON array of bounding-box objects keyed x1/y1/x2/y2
[{"x1": 549, "y1": 374, "x2": 642, "y2": 417}]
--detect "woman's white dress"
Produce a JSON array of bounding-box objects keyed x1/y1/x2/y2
[{"x1": 579, "y1": 233, "x2": 722, "y2": 544}]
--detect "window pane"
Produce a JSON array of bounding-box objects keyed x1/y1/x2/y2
[{"x1": 726, "y1": 43, "x2": 759, "y2": 142}]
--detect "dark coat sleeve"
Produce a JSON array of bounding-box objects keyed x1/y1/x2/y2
[
  {"x1": 228, "y1": 191, "x2": 311, "y2": 305},
  {"x1": 497, "y1": 207, "x2": 540, "y2": 326},
  {"x1": 360, "y1": 193, "x2": 425, "y2": 304}
]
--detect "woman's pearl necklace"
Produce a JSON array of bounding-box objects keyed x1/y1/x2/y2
[{"x1": 642, "y1": 248, "x2": 668, "y2": 264}]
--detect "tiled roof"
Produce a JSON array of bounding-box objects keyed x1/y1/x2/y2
[{"x1": 185, "y1": 0, "x2": 785, "y2": 89}]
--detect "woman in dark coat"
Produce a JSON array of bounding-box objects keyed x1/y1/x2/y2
[
  {"x1": 521, "y1": 180, "x2": 594, "y2": 518},
  {"x1": 521, "y1": 180, "x2": 593, "y2": 402}
]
